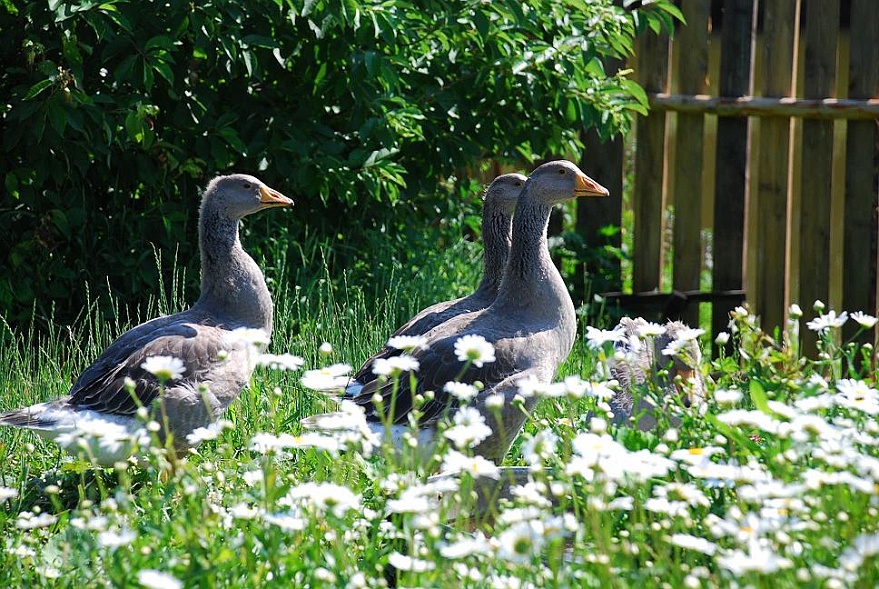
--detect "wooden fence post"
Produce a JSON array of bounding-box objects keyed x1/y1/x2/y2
[
  {"x1": 632, "y1": 29, "x2": 670, "y2": 293},
  {"x1": 750, "y1": 0, "x2": 798, "y2": 336},
  {"x1": 842, "y1": 0, "x2": 879, "y2": 351},
  {"x1": 797, "y1": 0, "x2": 840, "y2": 355},
  {"x1": 670, "y1": 0, "x2": 711, "y2": 327}
]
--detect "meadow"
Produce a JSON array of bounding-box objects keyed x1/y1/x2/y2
[{"x1": 1, "y1": 230, "x2": 878, "y2": 588}]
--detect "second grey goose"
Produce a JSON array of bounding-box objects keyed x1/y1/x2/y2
[
  {"x1": 305, "y1": 160, "x2": 609, "y2": 463},
  {"x1": 0, "y1": 175, "x2": 293, "y2": 465},
  {"x1": 347, "y1": 173, "x2": 526, "y2": 393}
]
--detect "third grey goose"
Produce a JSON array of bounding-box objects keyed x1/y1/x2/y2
[
  {"x1": 347, "y1": 173, "x2": 526, "y2": 393},
  {"x1": 607, "y1": 317, "x2": 705, "y2": 431},
  {"x1": 305, "y1": 160, "x2": 609, "y2": 463}
]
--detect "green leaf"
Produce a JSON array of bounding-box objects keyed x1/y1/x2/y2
[
  {"x1": 145, "y1": 35, "x2": 176, "y2": 52},
  {"x1": 23, "y1": 79, "x2": 53, "y2": 101},
  {"x1": 46, "y1": 99, "x2": 67, "y2": 135},
  {"x1": 125, "y1": 111, "x2": 144, "y2": 143},
  {"x1": 749, "y1": 380, "x2": 771, "y2": 413}
]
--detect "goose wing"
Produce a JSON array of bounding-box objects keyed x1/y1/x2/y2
[{"x1": 68, "y1": 316, "x2": 233, "y2": 415}]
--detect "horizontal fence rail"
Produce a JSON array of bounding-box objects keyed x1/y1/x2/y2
[{"x1": 649, "y1": 94, "x2": 879, "y2": 119}]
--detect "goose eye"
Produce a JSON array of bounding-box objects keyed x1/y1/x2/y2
[
  {"x1": 558, "y1": 168, "x2": 566, "y2": 175},
  {"x1": 243, "y1": 182, "x2": 253, "y2": 189}
]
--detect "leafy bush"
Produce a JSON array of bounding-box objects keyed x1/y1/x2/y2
[{"x1": 0, "y1": 0, "x2": 681, "y2": 326}]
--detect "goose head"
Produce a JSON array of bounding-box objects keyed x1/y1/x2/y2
[
  {"x1": 653, "y1": 322, "x2": 704, "y2": 407},
  {"x1": 203, "y1": 174, "x2": 293, "y2": 220},
  {"x1": 525, "y1": 160, "x2": 609, "y2": 205},
  {"x1": 484, "y1": 173, "x2": 527, "y2": 216}
]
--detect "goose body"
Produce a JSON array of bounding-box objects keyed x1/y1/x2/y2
[
  {"x1": 348, "y1": 173, "x2": 526, "y2": 393},
  {"x1": 0, "y1": 175, "x2": 293, "y2": 465},
  {"x1": 306, "y1": 161, "x2": 608, "y2": 463}
]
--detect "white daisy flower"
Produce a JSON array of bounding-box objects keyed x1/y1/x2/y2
[
  {"x1": 669, "y1": 446, "x2": 725, "y2": 465},
  {"x1": 387, "y1": 335, "x2": 428, "y2": 351},
  {"x1": 496, "y1": 520, "x2": 545, "y2": 563},
  {"x1": 441, "y1": 450, "x2": 500, "y2": 479},
  {"x1": 15, "y1": 511, "x2": 58, "y2": 530},
  {"x1": 668, "y1": 533, "x2": 718, "y2": 555},
  {"x1": 388, "y1": 552, "x2": 436, "y2": 573},
  {"x1": 484, "y1": 393, "x2": 505, "y2": 409},
  {"x1": 444, "y1": 381, "x2": 479, "y2": 402},
  {"x1": 836, "y1": 379, "x2": 879, "y2": 415},
  {"x1": 249, "y1": 432, "x2": 298, "y2": 454},
  {"x1": 716, "y1": 540, "x2": 793, "y2": 574},
  {"x1": 140, "y1": 355, "x2": 185, "y2": 381},
  {"x1": 372, "y1": 355, "x2": 419, "y2": 377},
  {"x1": 224, "y1": 327, "x2": 271, "y2": 348},
  {"x1": 521, "y1": 429, "x2": 559, "y2": 465},
  {"x1": 256, "y1": 353, "x2": 305, "y2": 371},
  {"x1": 97, "y1": 527, "x2": 137, "y2": 548},
  {"x1": 283, "y1": 482, "x2": 360, "y2": 517},
  {"x1": 444, "y1": 406, "x2": 493, "y2": 449},
  {"x1": 263, "y1": 510, "x2": 307, "y2": 531},
  {"x1": 516, "y1": 375, "x2": 564, "y2": 398},
  {"x1": 454, "y1": 334, "x2": 496, "y2": 367},
  {"x1": 714, "y1": 389, "x2": 744, "y2": 406},
  {"x1": 228, "y1": 503, "x2": 260, "y2": 520},
  {"x1": 806, "y1": 310, "x2": 848, "y2": 333},
  {"x1": 585, "y1": 325, "x2": 626, "y2": 349},
  {"x1": 185, "y1": 419, "x2": 232, "y2": 446},
  {"x1": 440, "y1": 534, "x2": 492, "y2": 559},
  {"x1": 0, "y1": 486, "x2": 19, "y2": 502},
  {"x1": 851, "y1": 311, "x2": 879, "y2": 329},
  {"x1": 636, "y1": 321, "x2": 667, "y2": 337},
  {"x1": 137, "y1": 569, "x2": 182, "y2": 589},
  {"x1": 300, "y1": 363, "x2": 352, "y2": 392}
]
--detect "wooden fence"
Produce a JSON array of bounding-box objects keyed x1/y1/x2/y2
[{"x1": 578, "y1": 0, "x2": 879, "y2": 356}]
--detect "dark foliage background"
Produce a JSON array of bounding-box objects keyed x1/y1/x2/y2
[{"x1": 0, "y1": 0, "x2": 680, "y2": 328}]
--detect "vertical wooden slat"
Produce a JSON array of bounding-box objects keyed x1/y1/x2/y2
[
  {"x1": 842, "y1": 9, "x2": 878, "y2": 313},
  {"x1": 670, "y1": 0, "x2": 711, "y2": 326},
  {"x1": 843, "y1": 0, "x2": 879, "y2": 347},
  {"x1": 797, "y1": 0, "x2": 840, "y2": 355},
  {"x1": 632, "y1": 31, "x2": 670, "y2": 293},
  {"x1": 578, "y1": 128, "x2": 624, "y2": 295},
  {"x1": 578, "y1": 57, "x2": 624, "y2": 299},
  {"x1": 751, "y1": 0, "x2": 798, "y2": 335},
  {"x1": 711, "y1": 0, "x2": 754, "y2": 354}
]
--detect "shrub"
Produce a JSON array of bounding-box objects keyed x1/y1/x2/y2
[{"x1": 0, "y1": 0, "x2": 681, "y2": 326}]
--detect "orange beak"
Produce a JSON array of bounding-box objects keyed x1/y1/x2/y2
[
  {"x1": 259, "y1": 185, "x2": 294, "y2": 207},
  {"x1": 574, "y1": 173, "x2": 610, "y2": 197}
]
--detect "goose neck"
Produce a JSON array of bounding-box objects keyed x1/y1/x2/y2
[
  {"x1": 478, "y1": 208, "x2": 514, "y2": 293},
  {"x1": 195, "y1": 207, "x2": 273, "y2": 332}
]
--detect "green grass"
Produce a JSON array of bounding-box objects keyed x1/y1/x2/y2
[{"x1": 2, "y1": 233, "x2": 879, "y2": 588}]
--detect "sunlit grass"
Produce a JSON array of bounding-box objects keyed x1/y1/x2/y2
[{"x1": 2, "y1": 234, "x2": 879, "y2": 588}]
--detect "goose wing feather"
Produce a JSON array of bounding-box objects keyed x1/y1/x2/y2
[{"x1": 68, "y1": 315, "x2": 230, "y2": 415}]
